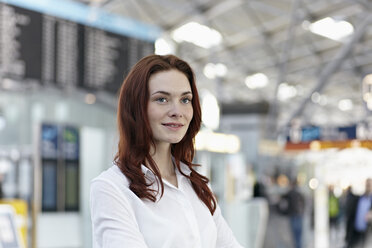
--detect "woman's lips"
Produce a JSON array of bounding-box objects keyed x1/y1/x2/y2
[{"x1": 162, "y1": 123, "x2": 184, "y2": 130}]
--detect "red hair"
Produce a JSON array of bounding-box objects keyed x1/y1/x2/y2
[{"x1": 114, "y1": 54, "x2": 216, "y2": 215}]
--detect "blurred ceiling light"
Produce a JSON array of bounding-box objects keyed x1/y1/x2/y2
[
  {"x1": 245, "y1": 73, "x2": 268, "y2": 89},
  {"x1": 277, "y1": 82, "x2": 297, "y2": 101},
  {"x1": 171, "y1": 22, "x2": 222, "y2": 49},
  {"x1": 338, "y1": 99, "x2": 353, "y2": 111},
  {"x1": 201, "y1": 90, "x2": 220, "y2": 130},
  {"x1": 362, "y1": 74, "x2": 372, "y2": 110},
  {"x1": 195, "y1": 131, "x2": 240, "y2": 153},
  {"x1": 155, "y1": 37, "x2": 174, "y2": 55},
  {"x1": 319, "y1": 95, "x2": 328, "y2": 106},
  {"x1": 203, "y1": 63, "x2": 227, "y2": 79},
  {"x1": 214, "y1": 63, "x2": 227, "y2": 77},
  {"x1": 308, "y1": 17, "x2": 354, "y2": 41},
  {"x1": 311, "y1": 92, "x2": 321, "y2": 103},
  {"x1": 203, "y1": 63, "x2": 216, "y2": 79},
  {"x1": 85, "y1": 93, "x2": 96, "y2": 104}
]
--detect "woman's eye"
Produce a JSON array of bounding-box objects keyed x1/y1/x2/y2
[
  {"x1": 156, "y1": 97, "x2": 167, "y2": 103},
  {"x1": 182, "y1": 98, "x2": 191, "y2": 104}
]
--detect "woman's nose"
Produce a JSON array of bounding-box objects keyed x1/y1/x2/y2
[{"x1": 168, "y1": 102, "x2": 183, "y2": 118}]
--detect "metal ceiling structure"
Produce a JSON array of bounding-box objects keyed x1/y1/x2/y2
[{"x1": 76, "y1": 0, "x2": 372, "y2": 135}]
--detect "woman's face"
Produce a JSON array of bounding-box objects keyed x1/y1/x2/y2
[{"x1": 147, "y1": 69, "x2": 193, "y2": 146}]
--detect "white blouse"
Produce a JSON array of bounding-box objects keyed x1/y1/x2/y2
[{"x1": 90, "y1": 162, "x2": 244, "y2": 248}]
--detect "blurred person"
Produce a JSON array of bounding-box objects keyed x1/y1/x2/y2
[
  {"x1": 253, "y1": 179, "x2": 267, "y2": 199},
  {"x1": 90, "y1": 54, "x2": 243, "y2": 248},
  {"x1": 339, "y1": 186, "x2": 352, "y2": 221},
  {"x1": 329, "y1": 185, "x2": 341, "y2": 226},
  {"x1": 345, "y1": 186, "x2": 356, "y2": 246},
  {"x1": 365, "y1": 210, "x2": 372, "y2": 245},
  {"x1": 328, "y1": 185, "x2": 341, "y2": 241},
  {"x1": 281, "y1": 179, "x2": 305, "y2": 248},
  {"x1": 345, "y1": 178, "x2": 372, "y2": 248}
]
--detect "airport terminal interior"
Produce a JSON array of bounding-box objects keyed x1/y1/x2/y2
[{"x1": 0, "y1": 0, "x2": 372, "y2": 247}]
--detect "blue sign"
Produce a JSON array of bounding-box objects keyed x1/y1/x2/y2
[
  {"x1": 338, "y1": 126, "x2": 357, "y2": 140},
  {"x1": 62, "y1": 126, "x2": 79, "y2": 160},
  {"x1": 288, "y1": 124, "x2": 360, "y2": 142},
  {"x1": 302, "y1": 126, "x2": 321, "y2": 141},
  {"x1": 41, "y1": 124, "x2": 59, "y2": 159}
]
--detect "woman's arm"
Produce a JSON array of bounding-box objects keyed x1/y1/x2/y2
[
  {"x1": 90, "y1": 179, "x2": 149, "y2": 248},
  {"x1": 213, "y1": 204, "x2": 244, "y2": 248}
]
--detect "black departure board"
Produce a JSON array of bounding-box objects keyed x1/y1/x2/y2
[
  {"x1": 0, "y1": 2, "x2": 155, "y2": 94},
  {"x1": 0, "y1": 3, "x2": 42, "y2": 80}
]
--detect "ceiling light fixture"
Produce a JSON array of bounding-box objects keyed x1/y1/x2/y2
[
  {"x1": 244, "y1": 73, "x2": 268, "y2": 89},
  {"x1": 277, "y1": 83, "x2": 297, "y2": 101},
  {"x1": 338, "y1": 99, "x2": 353, "y2": 111},
  {"x1": 307, "y1": 17, "x2": 354, "y2": 41},
  {"x1": 171, "y1": 22, "x2": 222, "y2": 49},
  {"x1": 155, "y1": 37, "x2": 174, "y2": 55},
  {"x1": 203, "y1": 63, "x2": 227, "y2": 79}
]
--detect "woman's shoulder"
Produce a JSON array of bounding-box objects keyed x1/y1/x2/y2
[{"x1": 91, "y1": 163, "x2": 130, "y2": 189}]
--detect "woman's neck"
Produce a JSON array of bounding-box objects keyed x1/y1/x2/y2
[{"x1": 150, "y1": 143, "x2": 175, "y2": 178}]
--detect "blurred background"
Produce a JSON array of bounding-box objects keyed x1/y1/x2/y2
[{"x1": 0, "y1": 0, "x2": 372, "y2": 247}]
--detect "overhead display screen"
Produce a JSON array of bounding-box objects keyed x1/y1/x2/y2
[
  {"x1": 0, "y1": 2, "x2": 154, "y2": 94},
  {"x1": 0, "y1": 4, "x2": 42, "y2": 80}
]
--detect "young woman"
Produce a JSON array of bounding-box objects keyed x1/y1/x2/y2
[{"x1": 90, "y1": 54, "x2": 243, "y2": 248}]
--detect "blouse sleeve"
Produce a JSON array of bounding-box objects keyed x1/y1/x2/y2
[
  {"x1": 213, "y1": 204, "x2": 245, "y2": 248},
  {"x1": 90, "y1": 179, "x2": 149, "y2": 248}
]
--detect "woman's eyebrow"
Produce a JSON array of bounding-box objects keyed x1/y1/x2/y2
[
  {"x1": 151, "y1": 91, "x2": 170, "y2": 96},
  {"x1": 151, "y1": 91, "x2": 192, "y2": 96},
  {"x1": 181, "y1": 91, "x2": 192, "y2": 96}
]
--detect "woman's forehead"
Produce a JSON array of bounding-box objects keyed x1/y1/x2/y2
[{"x1": 148, "y1": 70, "x2": 191, "y2": 93}]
